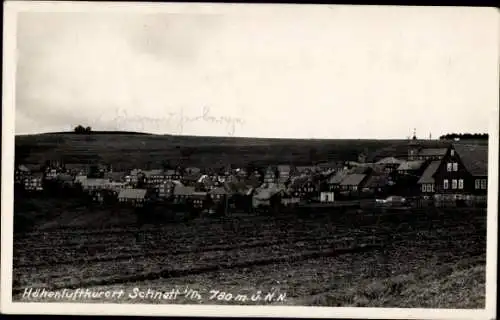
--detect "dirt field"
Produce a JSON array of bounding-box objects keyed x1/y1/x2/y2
[{"x1": 12, "y1": 203, "x2": 486, "y2": 308}]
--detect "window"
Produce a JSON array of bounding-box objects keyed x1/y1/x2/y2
[
  {"x1": 481, "y1": 179, "x2": 487, "y2": 189},
  {"x1": 446, "y1": 163, "x2": 452, "y2": 172},
  {"x1": 422, "y1": 184, "x2": 427, "y2": 192},
  {"x1": 450, "y1": 150, "x2": 455, "y2": 156},
  {"x1": 443, "y1": 179, "x2": 449, "y2": 189},
  {"x1": 452, "y1": 163, "x2": 458, "y2": 171},
  {"x1": 475, "y1": 179, "x2": 480, "y2": 189},
  {"x1": 458, "y1": 179, "x2": 464, "y2": 189},
  {"x1": 452, "y1": 179, "x2": 457, "y2": 189},
  {"x1": 431, "y1": 184, "x2": 435, "y2": 192}
]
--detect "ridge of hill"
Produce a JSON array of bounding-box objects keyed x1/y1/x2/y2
[{"x1": 15, "y1": 132, "x2": 480, "y2": 170}]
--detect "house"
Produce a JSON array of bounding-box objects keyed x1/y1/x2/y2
[
  {"x1": 181, "y1": 172, "x2": 203, "y2": 186},
  {"x1": 362, "y1": 173, "x2": 391, "y2": 194},
  {"x1": 91, "y1": 190, "x2": 105, "y2": 204},
  {"x1": 185, "y1": 167, "x2": 201, "y2": 175},
  {"x1": 287, "y1": 176, "x2": 318, "y2": 200},
  {"x1": 417, "y1": 160, "x2": 441, "y2": 195},
  {"x1": 376, "y1": 157, "x2": 404, "y2": 173},
  {"x1": 316, "y1": 161, "x2": 341, "y2": 173},
  {"x1": 74, "y1": 175, "x2": 88, "y2": 185},
  {"x1": 433, "y1": 144, "x2": 489, "y2": 196},
  {"x1": 159, "y1": 180, "x2": 182, "y2": 199},
  {"x1": 172, "y1": 185, "x2": 196, "y2": 203},
  {"x1": 452, "y1": 144, "x2": 488, "y2": 195},
  {"x1": 198, "y1": 175, "x2": 217, "y2": 191},
  {"x1": 277, "y1": 165, "x2": 293, "y2": 180},
  {"x1": 64, "y1": 164, "x2": 88, "y2": 176},
  {"x1": 15, "y1": 165, "x2": 31, "y2": 184},
  {"x1": 339, "y1": 174, "x2": 368, "y2": 192},
  {"x1": 326, "y1": 169, "x2": 349, "y2": 191},
  {"x1": 104, "y1": 171, "x2": 126, "y2": 182},
  {"x1": 165, "y1": 169, "x2": 182, "y2": 181},
  {"x1": 320, "y1": 191, "x2": 335, "y2": 203},
  {"x1": 127, "y1": 169, "x2": 142, "y2": 185},
  {"x1": 263, "y1": 166, "x2": 278, "y2": 184},
  {"x1": 192, "y1": 191, "x2": 208, "y2": 208},
  {"x1": 24, "y1": 172, "x2": 43, "y2": 191},
  {"x1": 295, "y1": 166, "x2": 317, "y2": 175},
  {"x1": 396, "y1": 160, "x2": 426, "y2": 176},
  {"x1": 80, "y1": 178, "x2": 109, "y2": 192},
  {"x1": 252, "y1": 184, "x2": 283, "y2": 208},
  {"x1": 407, "y1": 139, "x2": 449, "y2": 161},
  {"x1": 118, "y1": 188, "x2": 148, "y2": 207},
  {"x1": 44, "y1": 167, "x2": 59, "y2": 180},
  {"x1": 208, "y1": 187, "x2": 229, "y2": 202},
  {"x1": 143, "y1": 169, "x2": 165, "y2": 186},
  {"x1": 56, "y1": 173, "x2": 74, "y2": 187}
]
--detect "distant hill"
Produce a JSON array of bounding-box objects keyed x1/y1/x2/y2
[{"x1": 14, "y1": 132, "x2": 487, "y2": 170}]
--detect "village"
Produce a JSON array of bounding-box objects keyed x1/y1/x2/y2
[{"x1": 14, "y1": 135, "x2": 488, "y2": 217}]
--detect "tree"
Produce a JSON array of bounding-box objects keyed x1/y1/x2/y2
[{"x1": 74, "y1": 125, "x2": 85, "y2": 133}]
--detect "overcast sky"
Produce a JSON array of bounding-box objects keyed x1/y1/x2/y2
[{"x1": 14, "y1": 4, "x2": 499, "y2": 139}]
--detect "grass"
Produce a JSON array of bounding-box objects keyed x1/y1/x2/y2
[
  {"x1": 309, "y1": 260, "x2": 485, "y2": 308},
  {"x1": 15, "y1": 133, "x2": 459, "y2": 169}
]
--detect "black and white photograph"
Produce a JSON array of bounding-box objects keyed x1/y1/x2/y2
[{"x1": 2, "y1": 2, "x2": 498, "y2": 319}]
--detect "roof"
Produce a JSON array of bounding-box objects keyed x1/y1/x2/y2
[
  {"x1": 18, "y1": 165, "x2": 30, "y2": 172},
  {"x1": 363, "y1": 174, "x2": 390, "y2": 188},
  {"x1": 225, "y1": 180, "x2": 249, "y2": 194},
  {"x1": 350, "y1": 166, "x2": 371, "y2": 174},
  {"x1": 418, "y1": 148, "x2": 448, "y2": 157},
  {"x1": 339, "y1": 174, "x2": 366, "y2": 186},
  {"x1": 328, "y1": 170, "x2": 348, "y2": 184},
  {"x1": 397, "y1": 160, "x2": 425, "y2": 171},
  {"x1": 453, "y1": 144, "x2": 488, "y2": 176},
  {"x1": 209, "y1": 187, "x2": 228, "y2": 195},
  {"x1": 143, "y1": 169, "x2": 164, "y2": 178},
  {"x1": 186, "y1": 167, "x2": 201, "y2": 174},
  {"x1": 81, "y1": 178, "x2": 108, "y2": 187},
  {"x1": 74, "y1": 175, "x2": 87, "y2": 183},
  {"x1": 245, "y1": 175, "x2": 262, "y2": 188},
  {"x1": 253, "y1": 185, "x2": 283, "y2": 200},
  {"x1": 31, "y1": 172, "x2": 44, "y2": 179},
  {"x1": 296, "y1": 166, "x2": 317, "y2": 173},
  {"x1": 277, "y1": 165, "x2": 291, "y2": 172},
  {"x1": 182, "y1": 172, "x2": 203, "y2": 181},
  {"x1": 288, "y1": 175, "x2": 312, "y2": 190},
  {"x1": 173, "y1": 185, "x2": 196, "y2": 196},
  {"x1": 25, "y1": 164, "x2": 42, "y2": 171},
  {"x1": 417, "y1": 161, "x2": 442, "y2": 184},
  {"x1": 376, "y1": 157, "x2": 404, "y2": 165},
  {"x1": 56, "y1": 173, "x2": 73, "y2": 181},
  {"x1": 118, "y1": 188, "x2": 147, "y2": 199},
  {"x1": 192, "y1": 191, "x2": 208, "y2": 199},
  {"x1": 104, "y1": 172, "x2": 126, "y2": 181},
  {"x1": 65, "y1": 163, "x2": 86, "y2": 170}
]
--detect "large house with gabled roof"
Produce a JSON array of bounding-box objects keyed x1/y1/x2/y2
[{"x1": 416, "y1": 143, "x2": 488, "y2": 197}]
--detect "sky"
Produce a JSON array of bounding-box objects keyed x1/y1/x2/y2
[{"x1": 13, "y1": 4, "x2": 499, "y2": 139}]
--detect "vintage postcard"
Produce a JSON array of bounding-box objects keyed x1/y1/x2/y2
[{"x1": 2, "y1": 2, "x2": 499, "y2": 319}]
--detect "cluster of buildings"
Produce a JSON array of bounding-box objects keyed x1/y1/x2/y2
[{"x1": 14, "y1": 139, "x2": 488, "y2": 212}]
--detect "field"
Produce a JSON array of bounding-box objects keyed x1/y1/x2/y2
[
  {"x1": 14, "y1": 133, "x2": 457, "y2": 169},
  {"x1": 12, "y1": 198, "x2": 486, "y2": 308}
]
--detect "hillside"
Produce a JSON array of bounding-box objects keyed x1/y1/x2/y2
[{"x1": 14, "y1": 132, "x2": 467, "y2": 170}]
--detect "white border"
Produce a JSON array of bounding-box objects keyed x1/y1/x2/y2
[{"x1": 1, "y1": 2, "x2": 498, "y2": 319}]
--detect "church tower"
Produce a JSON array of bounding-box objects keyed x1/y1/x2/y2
[{"x1": 407, "y1": 128, "x2": 421, "y2": 160}]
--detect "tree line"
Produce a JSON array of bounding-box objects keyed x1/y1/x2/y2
[
  {"x1": 74, "y1": 125, "x2": 92, "y2": 134},
  {"x1": 439, "y1": 133, "x2": 488, "y2": 140}
]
